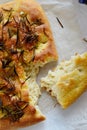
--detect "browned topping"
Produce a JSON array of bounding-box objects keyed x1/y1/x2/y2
[
  {"x1": 3, "y1": 11, "x2": 13, "y2": 26},
  {"x1": 0, "y1": 98, "x2": 28, "y2": 122},
  {"x1": 0, "y1": 7, "x2": 45, "y2": 122},
  {"x1": 0, "y1": 42, "x2": 4, "y2": 50},
  {"x1": 0, "y1": 60, "x2": 29, "y2": 122},
  {"x1": 2, "y1": 58, "x2": 12, "y2": 68},
  {"x1": 31, "y1": 18, "x2": 43, "y2": 26},
  {"x1": 0, "y1": 70, "x2": 29, "y2": 122},
  {"x1": 24, "y1": 33, "x2": 38, "y2": 44},
  {"x1": 0, "y1": 8, "x2": 45, "y2": 64},
  {"x1": 0, "y1": 12, "x2": 3, "y2": 23},
  {"x1": 2, "y1": 8, "x2": 13, "y2": 12}
]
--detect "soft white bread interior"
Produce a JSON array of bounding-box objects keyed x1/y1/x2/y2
[{"x1": 41, "y1": 52, "x2": 87, "y2": 109}]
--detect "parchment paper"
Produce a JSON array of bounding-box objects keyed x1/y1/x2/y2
[{"x1": 1, "y1": 0, "x2": 87, "y2": 130}]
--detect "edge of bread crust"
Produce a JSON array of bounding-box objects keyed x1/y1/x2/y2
[{"x1": 0, "y1": 106, "x2": 45, "y2": 130}]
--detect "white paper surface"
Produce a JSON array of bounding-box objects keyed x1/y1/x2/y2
[{"x1": 1, "y1": 0, "x2": 87, "y2": 130}]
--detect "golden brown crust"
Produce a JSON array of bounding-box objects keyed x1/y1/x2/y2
[
  {"x1": 13, "y1": 0, "x2": 58, "y2": 64},
  {"x1": 0, "y1": 0, "x2": 58, "y2": 66},
  {"x1": 0, "y1": 106, "x2": 45, "y2": 130},
  {"x1": 0, "y1": 73, "x2": 45, "y2": 130}
]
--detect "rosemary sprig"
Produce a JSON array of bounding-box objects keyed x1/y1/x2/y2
[
  {"x1": 0, "y1": 12, "x2": 3, "y2": 23},
  {"x1": 0, "y1": 99, "x2": 3, "y2": 109},
  {"x1": 3, "y1": 9, "x2": 13, "y2": 26},
  {"x1": 25, "y1": 15, "x2": 30, "y2": 25},
  {"x1": 0, "y1": 100, "x2": 28, "y2": 122},
  {"x1": 8, "y1": 28, "x2": 12, "y2": 38},
  {"x1": 0, "y1": 41, "x2": 4, "y2": 50},
  {"x1": 2, "y1": 8, "x2": 13, "y2": 12},
  {"x1": 3, "y1": 14, "x2": 11, "y2": 26},
  {"x1": 2, "y1": 59, "x2": 12, "y2": 68},
  {"x1": 24, "y1": 33, "x2": 38, "y2": 44},
  {"x1": 3, "y1": 77, "x2": 15, "y2": 94},
  {"x1": 16, "y1": 27, "x2": 19, "y2": 45},
  {"x1": 2, "y1": 105, "x2": 24, "y2": 122},
  {"x1": 31, "y1": 18, "x2": 43, "y2": 26},
  {"x1": 22, "y1": 75, "x2": 31, "y2": 85},
  {"x1": 56, "y1": 17, "x2": 64, "y2": 28}
]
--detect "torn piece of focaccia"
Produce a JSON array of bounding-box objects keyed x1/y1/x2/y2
[{"x1": 41, "y1": 53, "x2": 87, "y2": 109}]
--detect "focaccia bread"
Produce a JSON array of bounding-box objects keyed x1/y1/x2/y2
[
  {"x1": 0, "y1": 0, "x2": 58, "y2": 129},
  {"x1": 41, "y1": 53, "x2": 87, "y2": 109},
  {"x1": 0, "y1": 0, "x2": 58, "y2": 68},
  {"x1": 0, "y1": 60, "x2": 45, "y2": 130}
]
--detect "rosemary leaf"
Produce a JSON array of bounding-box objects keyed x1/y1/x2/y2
[
  {"x1": 2, "y1": 8, "x2": 13, "y2": 12},
  {"x1": 16, "y1": 28, "x2": 19, "y2": 45},
  {"x1": 0, "y1": 12, "x2": 3, "y2": 23},
  {"x1": 56, "y1": 17, "x2": 64, "y2": 28}
]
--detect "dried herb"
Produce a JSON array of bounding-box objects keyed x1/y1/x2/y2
[
  {"x1": 0, "y1": 100, "x2": 28, "y2": 122},
  {"x1": 5, "y1": 86, "x2": 15, "y2": 94},
  {"x1": 1, "y1": 25, "x2": 4, "y2": 42},
  {"x1": 22, "y1": 75, "x2": 31, "y2": 85},
  {"x1": 8, "y1": 28, "x2": 11, "y2": 38},
  {"x1": 8, "y1": 28, "x2": 16, "y2": 39},
  {"x1": 2, "y1": 59, "x2": 12, "y2": 68},
  {"x1": 1, "y1": 105, "x2": 23, "y2": 122},
  {"x1": 16, "y1": 28, "x2": 19, "y2": 45},
  {"x1": 25, "y1": 15, "x2": 30, "y2": 25},
  {"x1": 3, "y1": 11, "x2": 12, "y2": 26},
  {"x1": 56, "y1": 17, "x2": 64, "y2": 28},
  {"x1": 11, "y1": 110, "x2": 24, "y2": 122},
  {"x1": 0, "y1": 12, "x2": 3, "y2": 23},
  {"x1": 10, "y1": 48, "x2": 17, "y2": 54},
  {"x1": 2, "y1": 8, "x2": 13, "y2": 12},
  {"x1": 4, "y1": 64, "x2": 18, "y2": 78},
  {"x1": 0, "y1": 99, "x2": 3, "y2": 109},
  {"x1": 13, "y1": 66, "x2": 18, "y2": 76},
  {"x1": 0, "y1": 77, "x2": 15, "y2": 94},
  {"x1": 20, "y1": 12, "x2": 30, "y2": 25},
  {"x1": 13, "y1": 16, "x2": 20, "y2": 27},
  {"x1": 31, "y1": 19, "x2": 43, "y2": 26},
  {"x1": 0, "y1": 82, "x2": 6, "y2": 90},
  {"x1": 24, "y1": 34, "x2": 38, "y2": 44},
  {"x1": 20, "y1": 16, "x2": 31, "y2": 34},
  {"x1": 14, "y1": 100, "x2": 29, "y2": 110},
  {"x1": 3, "y1": 18, "x2": 9, "y2": 26},
  {"x1": 0, "y1": 41, "x2": 4, "y2": 50}
]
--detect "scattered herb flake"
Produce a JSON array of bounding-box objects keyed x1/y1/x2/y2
[
  {"x1": 56, "y1": 17, "x2": 64, "y2": 28},
  {"x1": 16, "y1": 28, "x2": 19, "y2": 45},
  {"x1": 2, "y1": 8, "x2": 13, "y2": 12},
  {"x1": 0, "y1": 12, "x2": 3, "y2": 23}
]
